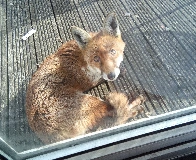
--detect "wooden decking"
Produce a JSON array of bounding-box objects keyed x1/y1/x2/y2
[{"x1": 0, "y1": 0, "x2": 196, "y2": 153}]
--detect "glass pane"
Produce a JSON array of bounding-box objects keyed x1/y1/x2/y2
[{"x1": 0, "y1": 0, "x2": 195, "y2": 158}]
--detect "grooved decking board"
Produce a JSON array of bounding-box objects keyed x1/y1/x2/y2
[
  {"x1": 113, "y1": 0, "x2": 195, "y2": 110},
  {"x1": 28, "y1": 0, "x2": 62, "y2": 64},
  {"x1": 1, "y1": 0, "x2": 42, "y2": 152},
  {"x1": 121, "y1": 0, "x2": 196, "y2": 104},
  {"x1": 0, "y1": 0, "x2": 195, "y2": 154},
  {"x1": 50, "y1": 0, "x2": 84, "y2": 41},
  {"x1": 0, "y1": 0, "x2": 9, "y2": 141}
]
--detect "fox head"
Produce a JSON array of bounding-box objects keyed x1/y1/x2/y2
[{"x1": 71, "y1": 13, "x2": 125, "y2": 81}]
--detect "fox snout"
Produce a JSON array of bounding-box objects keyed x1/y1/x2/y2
[
  {"x1": 103, "y1": 67, "x2": 120, "y2": 81},
  {"x1": 102, "y1": 54, "x2": 123, "y2": 81},
  {"x1": 108, "y1": 72, "x2": 116, "y2": 80}
]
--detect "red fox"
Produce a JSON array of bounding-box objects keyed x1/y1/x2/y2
[{"x1": 26, "y1": 13, "x2": 145, "y2": 144}]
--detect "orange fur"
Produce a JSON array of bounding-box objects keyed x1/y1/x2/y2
[{"x1": 26, "y1": 13, "x2": 145, "y2": 144}]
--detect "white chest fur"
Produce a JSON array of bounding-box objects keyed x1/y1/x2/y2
[{"x1": 82, "y1": 65, "x2": 102, "y2": 85}]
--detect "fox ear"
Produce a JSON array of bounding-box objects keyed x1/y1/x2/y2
[
  {"x1": 103, "y1": 13, "x2": 121, "y2": 37},
  {"x1": 71, "y1": 26, "x2": 91, "y2": 48}
]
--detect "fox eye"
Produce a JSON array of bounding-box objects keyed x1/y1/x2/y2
[
  {"x1": 94, "y1": 55, "x2": 100, "y2": 62},
  {"x1": 110, "y1": 49, "x2": 116, "y2": 55}
]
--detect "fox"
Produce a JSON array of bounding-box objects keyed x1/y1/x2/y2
[{"x1": 26, "y1": 13, "x2": 145, "y2": 144}]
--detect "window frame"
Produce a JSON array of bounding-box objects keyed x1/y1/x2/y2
[{"x1": 0, "y1": 105, "x2": 195, "y2": 160}]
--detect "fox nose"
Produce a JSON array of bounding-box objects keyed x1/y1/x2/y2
[{"x1": 107, "y1": 72, "x2": 116, "y2": 80}]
